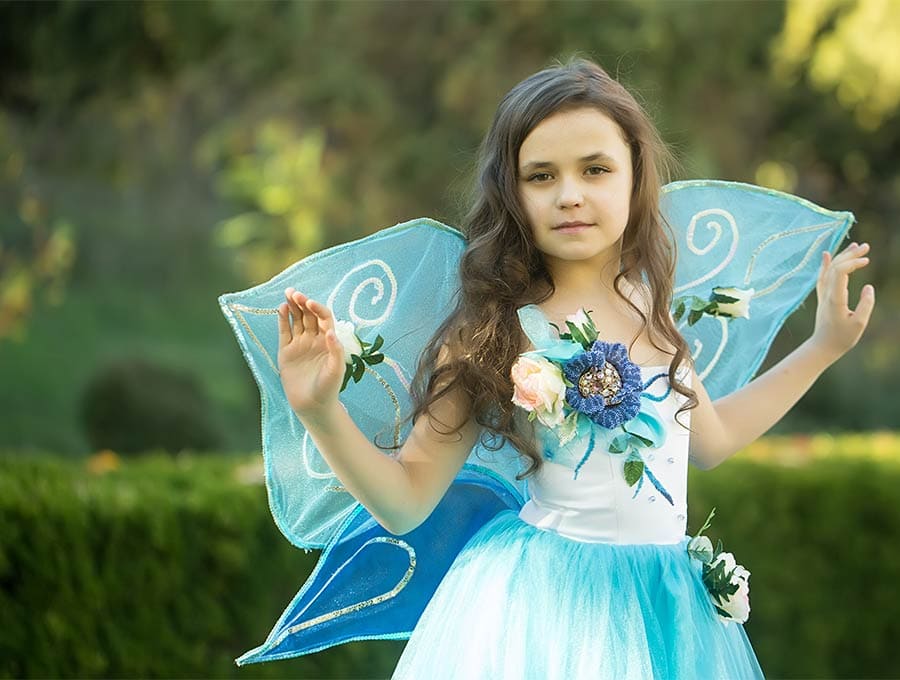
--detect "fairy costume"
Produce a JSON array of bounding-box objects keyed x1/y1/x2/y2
[{"x1": 218, "y1": 181, "x2": 854, "y2": 677}]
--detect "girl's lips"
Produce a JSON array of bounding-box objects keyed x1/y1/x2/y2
[{"x1": 553, "y1": 223, "x2": 594, "y2": 233}]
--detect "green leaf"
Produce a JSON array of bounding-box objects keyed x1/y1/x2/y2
[
  {"x1": 625, "y1": 430, "x2": 654, "y2": 447},
  {"x1": 688, "y1": 309, "x2": 704, "y2": 326},
  {"x1": 608, "y1": 434, "x2": 630, "y2": 454},
  {"x1": 566, "y1": 321, "x2": 589, "y2": 348},
  {"x1": 696, "y1": 506, "x2": 716, "y2": 536},
  {"x1": 557, "y1": 410, "x2": 580, "y2": 446},
  {"x1": 711, "y1": 290, "x2": 740, "y2": 304},
  {"x1": 624, "y1": 459, "x2": 644, "y2": 486},
  {"x1": 363, "y1": 353, "x2": 384, "y2": 365},
  {"x1": 673, "y1": 300, "x2": 686, "y2": 321},
  {"x1": 352, "y1": 357, "x2": 365, "y2": 382},
  {"x1": 370, "y1": 335, "x2": 384, "y2": 352},
  {"x1": 340, "y1": 367, "x2": 352, "y2": 392},
  {"x1": 583, "y1": 312, "x2": 598, "y2": 342}
]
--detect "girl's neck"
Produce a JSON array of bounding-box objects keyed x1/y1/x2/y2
[{"x1": 541, "y1": 249, "x2": 624, "y2": 310}]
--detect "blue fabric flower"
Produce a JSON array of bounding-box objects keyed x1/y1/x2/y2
[{"x1": 562, "y1": 340, "x2": 643, "y2": 429}]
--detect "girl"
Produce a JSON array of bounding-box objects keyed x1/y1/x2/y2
[{"x1": 271, "y1": 58, "x2": 874, "y2": 678}]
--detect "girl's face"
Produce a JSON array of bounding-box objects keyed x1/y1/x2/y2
[{"x1": 517, "y1": 107, "x2": 634, "y2": 269}]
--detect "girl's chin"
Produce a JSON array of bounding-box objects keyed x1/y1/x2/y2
[{"x1": 541, "y1": 248, "x2": 618, "y2": 264}]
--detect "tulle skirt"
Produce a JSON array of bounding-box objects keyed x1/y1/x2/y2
[{"x1": 393, "y1": 509, "x2": 764, "y2": 679}]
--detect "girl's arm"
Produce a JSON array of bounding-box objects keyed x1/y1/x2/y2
[
  {"x1": 688, "y1": 241, "x2": 875, "y2": 470},
  {"x1": 279, "y1": 288, "x2": 480, "y2": 535}
]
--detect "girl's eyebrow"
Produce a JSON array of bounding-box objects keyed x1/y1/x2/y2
[{"x1": 519, "y1": 151, "x2": 617, "y2": 173}]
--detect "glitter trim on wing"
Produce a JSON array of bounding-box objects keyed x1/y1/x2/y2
[
  {"x1": 227, "y1": 303, "x2": 279, "y2": 374},
  {"x1": 271, "y1": 537, "x2": 416, "y2": 645}
]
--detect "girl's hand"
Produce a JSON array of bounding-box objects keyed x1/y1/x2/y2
[
  {"x1": 811, "y1": 241, "x2": 875, "y2": 362},
  {"x1": 277, "y1": 287, "x2": 346, "y2": 417}
]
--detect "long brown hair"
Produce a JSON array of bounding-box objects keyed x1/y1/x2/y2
[{"x1": 386, "y1": 56, "x2": 698, "y2": 480}]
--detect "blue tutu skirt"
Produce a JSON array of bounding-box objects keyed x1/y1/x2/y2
[{"x1": 393, "y1": 509, "x2": 764, "y2": 679}]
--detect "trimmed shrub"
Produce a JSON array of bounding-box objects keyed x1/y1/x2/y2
[
  {"x1": 79, "y1": 357, "x2": 222, "y2": 455},
  {"x1": 0, "y1": 452, "x2": 404, "y2": 678},
  {"x1": 1, "y1": 444, "x2": 899, "y2": 678}
]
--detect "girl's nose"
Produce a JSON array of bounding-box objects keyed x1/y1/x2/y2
[{"x1": 556, "y1": 178, "x2": 584, "y2": 208}]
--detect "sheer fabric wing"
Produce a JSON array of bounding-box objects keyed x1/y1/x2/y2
[
  {"x1": 219, "y1": 217, "x2": 527, "y2": 551},
  {"x1": 660, "y1": 180, "x2": 855, "y2": 399}
]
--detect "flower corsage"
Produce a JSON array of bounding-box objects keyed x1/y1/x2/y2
[
  {"x1": 332, "y1": 318, "x2": 385, "y2": 392},
  {"x1": 687, "y1": 507, "x2": 752, "y2": 624},
  {"x1": 510, "y1": 307, "x2": 672, "y2": 502},
  {"x1": 673, "y1": 286, "x2": 754, "y2": 326}
]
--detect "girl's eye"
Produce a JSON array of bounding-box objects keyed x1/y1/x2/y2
[
  {"x1": 527, "y1": 172, "x2": 552, "y2": 182},
  {"x1": 586, "y1": 166, "x2": 609, "y2": 175}
]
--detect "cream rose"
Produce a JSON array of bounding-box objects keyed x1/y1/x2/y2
[
  {"x1": 712, "y1": 287, "x2": 754, "y2": 319},
  {"x1": 710, "y1": 551, "x2": 751, "y2": 624},
  {"x1": 510, "y1": 355, "x2": 566, "y2": 428},
  {"x1": 333, "y1": 319, "x2": 363, "y2": 364}
]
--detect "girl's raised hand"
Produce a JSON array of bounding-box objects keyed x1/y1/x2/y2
[
  {"x1": 811, "y1": 241, "x2": 875, "y2": 362},
  {"x1": 276, "y1": 287, "x2": 346, "y2": 417}
]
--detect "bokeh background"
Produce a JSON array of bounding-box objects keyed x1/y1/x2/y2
[{"x1": 1, "y1": 1, "x2": 898, "y2": 678}]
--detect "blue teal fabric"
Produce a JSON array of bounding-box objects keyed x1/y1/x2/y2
[
  {"x1": 393, "y1": 510, "x2": 764, "y2": 679},
  {"x1": 218, "y1": 180, "x2": 854, "y2": 669}
]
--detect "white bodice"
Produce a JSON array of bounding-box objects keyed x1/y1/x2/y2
[{"x1": 518, "y1": 365, "x2": 692, "y2": 545}]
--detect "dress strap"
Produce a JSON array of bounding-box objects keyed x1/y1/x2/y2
[{"x1": 516, "y1": 304, "x2": 557, "y2": 351}]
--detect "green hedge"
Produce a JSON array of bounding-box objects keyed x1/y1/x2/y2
[
  {"x1": 1, "y1": 451, "x2": 898, "y2": 678},
  {"x1": 0, "y1": 453, "x2": 403, "y2": 679}
]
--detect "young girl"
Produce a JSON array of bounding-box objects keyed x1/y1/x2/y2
[{"x1": 270, "y1": 58, "x2": 874, "y2": 678}]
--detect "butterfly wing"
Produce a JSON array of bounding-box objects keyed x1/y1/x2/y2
[
  {"x1": 661, "y1": 180, "x2": 855, "y2": 399},
  {"x1": 235, "y1": 466, "x2": 522, "y2": 665},
  {"x1": 220, "y1": 217, "x2": 528, "y2": 664}
]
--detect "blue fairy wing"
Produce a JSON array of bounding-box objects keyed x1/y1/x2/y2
[
  {"x1": 218, "y1": 216, "x2": 528, "y2": 550},
  {"x1": 221, "y1": 217, "x2": 530, "y2": 665},
  {"x1": 661, "y1": 180, "x2": 855, "y2": 400},
  {"x1": 235, "y1": 466, "x2": 522, "y2": 665}
]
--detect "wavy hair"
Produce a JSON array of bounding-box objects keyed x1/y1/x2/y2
[{"x1": 383, "y1": 56, "x2": 699, "y2": 480}]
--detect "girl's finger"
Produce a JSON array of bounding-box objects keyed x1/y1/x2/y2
[
  {"x1": 853, "y1": 284, "x2": 876, "y2": 323},
  {"x1": 835, "y1": 242, "x2": 868, "y2": 264},
  {"x1": 829, "y1": 260, "x2": 867, "y2": 309},
  {"x1": 833, "y1": 257, "x2": 869, "y2": 274},
  {"x1": 277, "y1": 302, "x2": 292, "y2": 347},
  {"x1": 817, "y1": 251, "x2": 829, "y2": 292},
  {"x1": 285, "y1": 288, "x2": 305, "y2": 334},
  {"x1": 292, "y1": 291, "x2": 319, "y2": 335},
  {"x1": 306, "y1": 298, "x2": 334, "y2": 334}
]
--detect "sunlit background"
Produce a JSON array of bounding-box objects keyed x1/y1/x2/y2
[{"x1": 1, "y1": 1, "x2": 898, "y2": 678}]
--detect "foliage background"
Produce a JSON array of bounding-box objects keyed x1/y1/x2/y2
[{"x1": 1, "y1": 0, "x2": 897, "y2": 678}]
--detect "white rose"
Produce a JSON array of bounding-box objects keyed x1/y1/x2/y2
[
  {"x1": 710, "y1": 551, "x2": 737, "y2": 573},
  {"x1": 710, "y1": 552, "x2": 752, "y2": 624},
  {"x1": 333, "y1": 319, "x2": 363, "y2": 364},
  {"x1": 712, "y1": 287, "x2": 754, "y2": 319},
  {"x1": 732, "y1": 564, "x2": 750, "y2": 582},
  {"x1": 718, "y1": 572, "x2": 751, "y2": 624},
  {"x1": 510, "y1": 355, "x2": 567, "y2": 427},
  {"x1": 565, "y1": 308, "x2": 591, "y2": 328}
]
